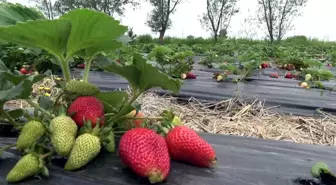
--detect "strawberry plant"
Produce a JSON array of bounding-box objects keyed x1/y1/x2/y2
[
  {"x1": 0, "y1": 5, "x2": 216, "y2": 184},
  {"x1": 148, "y1": 45, "x2": 194, "y2": 78}
]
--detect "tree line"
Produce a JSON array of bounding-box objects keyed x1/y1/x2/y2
[{"x1": 25, "y1": 0, "x2": 309, "y2": 43}]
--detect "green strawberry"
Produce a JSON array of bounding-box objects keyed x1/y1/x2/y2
[
  {"x1": 64, "y1": 80, "x2": 100, "y2": 97},
  {"x1": 6, "y1": 154, "x2": 42, "y2": 183},
  {"x1": 50, "y1": 115, "x2": 78, "y2": 157},
  {"x1": 64, "y1": 133, "x2": 101, "y2": 170},
  {"x1": 102, "y1": 132, "x2": 115, "y2": 153},
  {"x1": 16, "y1": 120, "x2": 46, "y2": 151}
]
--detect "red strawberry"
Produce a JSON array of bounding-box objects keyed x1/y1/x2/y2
[
  {"x1": 119, "y1": 128, "x2": 170, "y2": 184},
  {"x1": 77, "y1": 64, "x2": 85, "y2": 68},
  {"x1": 20, "y1": 68, "x2": 28, "y2": 74},
  {"x1": 261, "y1": 62, "x2": 269, "y2": 68},
  {"x1": 67, "y1": 96, "x2": 104, "y2": 127},
  {"x1": 270, "y1": 72, "x2": 279, "y2": 78},
  {"x1": 165, "y1": 126, "x2": 216, "y2": 168},
  {"x1": 284, "y1": 72, "x2": 293, "y2": 79},
  {"x1": 186, "y1": 72, "x2": 196, "y2": 79}
]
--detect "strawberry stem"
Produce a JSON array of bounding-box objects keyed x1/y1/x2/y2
[
  {"x1": 40, "y1": 151, "x2": 53, "y2": 160},
  {"x1": 83, "y1": 57, "x2": 94, "y2": 82},
  {"x1": 1, "y1": 109, "x2": 19, "y2": 128},
  {"x1": 123, "y1": 116, "x2": 163, "y2": 121},
  {"x1": 0, "y1": 143, "x2": 16, "y2": 153},
  {"x1": 25, "y1": 99, "x2": 53, "y2": 118}
]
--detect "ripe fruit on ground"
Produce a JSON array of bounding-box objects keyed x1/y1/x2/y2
[
  {"x1": 186, "y1": 72, "x2": 196, "y2": 79},
  {"x1": 65, "y1": 80, "x2": 100, "y2": 97},
  {"x1": 180, "y1": 73, "x2": 187, "y2": 79},
  {"x1": 68, "y1": 96, "x2": 105, "y2": 127},
  {"x1": 284, "y1": 72, "x2": 293, "y2": 79},
  {"x1": 166, "y1": 126, "x2": 216, "y2": 168},
  {"x1": 16, "y1": 120, "x2": 46, "y2": 151},
  {"x1": 261, "y1": 62, "x2": 269, "y2": 68},
  {"x1": 64, "y1": 133, "x2": 101, "y2": 171},
  {"x1": 119, "y1": 128, "x2": 170, "y2": 184},
  {"x1": 270, "y1": 72, "x2": 279, "y2": 78},
  {"x1": 49, "y1": 115, "x2": 78, "y2": 157},
  {"x1": 6, "y1": 154, "x2": 42, "y2": 183}
]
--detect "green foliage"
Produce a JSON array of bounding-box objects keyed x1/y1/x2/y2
[
  {"x1": 301, "y1": 68, "x2": 334, "y2": 81},
  {"x1": 0, "y1": 8, "x2": 128, "y2": 82},
  {"x1": 101, "y1": 53, "x2": 182, "y2": 95},
  {"x1": 54, "y1": 0, "x2": 139, "y2": 16},
  {"x1": 147, "y1": 45, "x2": 194, "y2": 77},
  {"x1": 0, "y1": 3, "x2": 45, "y2": 26}
]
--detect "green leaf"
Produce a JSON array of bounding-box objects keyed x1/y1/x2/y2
[
  {"x1": 0, "y1": 3, "x2": 46, "y2": 26},
  {"x1": 0, "y1": 19, "x2": 71, "y2": 58},
  {"x1": 96, "y1": 91, "x2": 130, "y2": 114},
  {"x1": 60, "y1": 9, "x2": 127, "y2": 57},
  {"x1": 37, "y1": 96, "x2": 54, "y2": 111},
  {"x1": 5, "y1": 109, "x2": 24, "y2": 119},
  {"x1": 311, "y1": 162, "x2": 331, "y2": 178},
  {"x1": 1, "y1": 71, "x2": 45, "y2": 86},
  {"x1": 83, "y1": 40, "x2": 122, "y2": 58},
  {"x1": 0, "y1": 59, "x2": 8, "y2": 72},
  {"x1": 0, "y1": 79, "x2": 34, "y2": 106},
  {"x1": 102, "y1": 53, "x2": 182, "y2": 94},
  {"x1": 40, "y1": 166, "x2": 49, "y2": 177}
]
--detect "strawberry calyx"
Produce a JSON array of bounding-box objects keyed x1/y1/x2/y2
[{"x1": 79, "y1": 118, "x2": 102, "y2": 136}]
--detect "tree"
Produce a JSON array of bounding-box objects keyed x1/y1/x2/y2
[
  {"x1": 146, "y1": 0, "x2": 183, "y2": 44},
  {"x1": 257, "y1": 0, "x2": 308, "y2": 43},
  {"x1": 53, "y1": 0, "x2": 139, "y2": 16},
  {"x1": 0, "y1": 0, "x2": 6, "y2": 2},
  {"x1": 200, "y1": 0, "x2": 239, "y2": 42},
  {"x1": 29, "y1": 0, "x2": 57, "y2": 19}
]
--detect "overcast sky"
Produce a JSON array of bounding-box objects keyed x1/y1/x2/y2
[{"x1": 8, "y1": 0, "x2": 336, "y2": 41}]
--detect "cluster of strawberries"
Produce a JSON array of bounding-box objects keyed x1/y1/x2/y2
[{"x1": 119, "y1": 126, "x2": 216, "y2": 184}]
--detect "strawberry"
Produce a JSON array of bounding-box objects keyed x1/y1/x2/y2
[
  {"x1": 165, "y1": 126, "x2": 216, "y2": 168},
  {"x1": 16, "y1": 120, "x2": 46, "y2": 151},
  {"x1": 261, "y1": 62, "x2": 269, "y2": 68},
  {"x1": 119, "y1": 128, "x2": 170, "y2": 184},
  {"x1": 68, "y1": 96, "x2": 105, "y2": 127},
  {"x1": 77, "y1": 63, "x2": 85, "y2": 68},
  {"x1": 270, "y1": 72, "x2": 279, "y2": 78},
  {"x1": 6, "y1": 154, "x2": 44, "y2": 183},
  {"x1": 126, "y1": 110, "x2": 145, "y2": 128},
  {"x1": 64, "y1": 133, "x2": 101, "y2": 170},
  {"x1": 19, "y1": 68, "x2": 27, "y2": 74},
  {"x1": 284, "y1": 72, "x2": 293, "y2": 79},
  {"x1": 186, "y1": 72, "x2": 196, "y2": 79},
  {"x1": 49, "y1": 115, "x2": 78, "y2": 157}
]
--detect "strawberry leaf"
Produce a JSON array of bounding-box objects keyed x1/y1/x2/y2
[
  {"x1": 60, "y1": 9, "x2": 127, "y2": 57},
  {"x1": 0, "y1": 3, "x2": 46, "y2": 26},
  {"x1": 0, "y1": 79, "x2": 33, "y2": 106},
  {"x1": 96, "y1": 91, "x2": 132, "y2": 114},
  {"x1": 0, "y1": 19, "x2": 71, "y2": 58},
  {"x1": 101, "y1": 53, "x2": 182, "y2": 94}
]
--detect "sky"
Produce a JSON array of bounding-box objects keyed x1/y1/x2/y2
[{"x1": 8, "y1": 0, "x2": 336, "y2": 41}]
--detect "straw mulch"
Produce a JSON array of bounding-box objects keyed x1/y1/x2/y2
[{"x1": 4, "y1": 77, "x2": 336, "y2": 146}]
